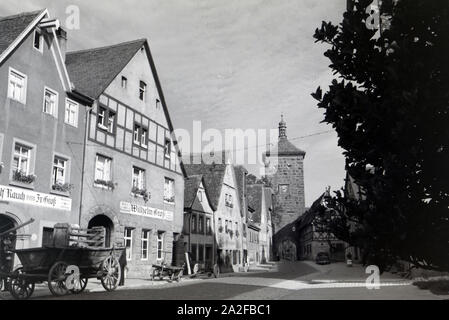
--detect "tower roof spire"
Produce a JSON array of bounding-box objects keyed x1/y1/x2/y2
[{"x1": 279, "y1": 114, "x2": 287, "y2": 139}]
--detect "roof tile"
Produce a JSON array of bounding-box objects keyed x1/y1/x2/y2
[
  {"x1": 66, "y1": 39, "x2": 146, "y2": 99},
  {"x1": 0, "y1": 10, "x2": 43, "y2": 56}
]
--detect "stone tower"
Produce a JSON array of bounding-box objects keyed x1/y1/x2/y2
[{"x1": 264, "y1": 115, "x2": 306, "y2": 233}]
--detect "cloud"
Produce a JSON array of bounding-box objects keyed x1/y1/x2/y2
[{"x1": 1, "y1": 0, "x2": 347, "y2": 205}]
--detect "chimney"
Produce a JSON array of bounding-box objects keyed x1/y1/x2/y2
[{"x1": 56, "y1": 27, "x2": 67, "y2": 61}]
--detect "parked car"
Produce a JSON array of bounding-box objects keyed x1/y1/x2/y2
[{"x1": 315, "y1": 252, "x2": 331, "y2": 265}]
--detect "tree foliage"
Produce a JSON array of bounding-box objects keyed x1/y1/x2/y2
[{"x1": 312, "y1": 0, "x2": 449, "y2": 271}]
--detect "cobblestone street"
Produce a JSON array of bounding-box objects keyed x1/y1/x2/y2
[{"x1": 2, "y1": 261, "x2": 445, "y2": 300}]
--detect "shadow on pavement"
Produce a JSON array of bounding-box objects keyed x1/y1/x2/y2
[{"x1": 35, "y1": 282, "x2": 268, "y2": 300}]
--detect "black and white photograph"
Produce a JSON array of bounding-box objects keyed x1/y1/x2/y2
[{"x1": 0, "y1": 0, "x2": 448, "y2": 309}]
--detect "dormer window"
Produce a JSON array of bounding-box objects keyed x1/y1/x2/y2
[
  {"x1": 139, "y1": 81, "x2": 146, "y2": 101},
  {"x1": 121, "y1": 76, "x2": 127, "y2": 89},
  {"x1": 156, "y1": 99, "x2": 160, "y2": 109},
  {"x1": 33, "y1": 30, "x2": 43, "y2": 52}
]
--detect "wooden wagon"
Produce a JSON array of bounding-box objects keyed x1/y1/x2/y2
[
  {"x1": 2, "y1": 223, "x2": 124, "y2": 300},
  {"x1": 150, "y1": 250, "x2": 185, "y2": 282}
]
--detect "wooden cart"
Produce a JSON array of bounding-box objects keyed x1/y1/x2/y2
[
  {"x1": 151, "y1": 250, "x2": 185, "y2": 282},
  {"x1": 2, "y1": 223, "x2": 124, "y2": 300}
]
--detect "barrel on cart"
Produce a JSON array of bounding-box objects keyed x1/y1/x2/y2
[{"x1": 4, "y1": 223, "x2": 124, "y2": 300}]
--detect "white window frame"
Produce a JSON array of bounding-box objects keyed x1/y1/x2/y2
[
  {"x1": 64, "y1": 98, "x2": 79, "y2": 127},
  {"x1": 164, "y1": 138, "x2": 171, "y2": 158},
  {"x1": 141, "y1": 127, "x2": 148, "y2": 147},
  {"x1": 132, "y1": 166, "x2": 145, "y2": 190},
  {"x1": 97, "y1": 106, "x2": 107, "y2": 128},
  {"x1": 124, "y1": 228, "x2": 133, "y2": 261},
  {"x1": 133, "y1": 124, "x2": 141, "y2": 144},
  {"x1": 164, "y1": 177, "x2": 175, "y2": 203},
  {"x1": 94, "y1": 154, "x2": 112, "y2": 183},
  {"x1": 12, "y1": 143, "x2": 32, "y2": 175},
  {"x1": 141, "y1": 230, "x2": 150, "y2": 261},
  {"x1": 8, "y1": 67, "x2": 27, "y2": 104},
  {"x1": 107, "y1": 110, "x2": 115, "y2": 134},
  {"x1": 157, "y1": 231, "x2": 164, "y2": 261},
  {"x1": 52, "y1": 156, "x2": 67, "y2": 185},
  {"x1": 42, "y1": 87, "x2": 59, "y2": 118},
  {"x1": 33, "y1": 29, "x2": 44, "y2": 53},
  {"x1": 139, "y1": 81, "x2": 147, "y2": 102}
]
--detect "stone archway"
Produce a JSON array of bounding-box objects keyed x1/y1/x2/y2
[
  {"x1": 84, "y1": 205, "x2": 120, "y2": 247},
  {"x1": 88, "y1": 214, "x2": 114, "y2": 247}
]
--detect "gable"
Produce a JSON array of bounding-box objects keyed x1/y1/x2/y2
[
  {"x1": 0, "y1": 10, "x2": 72, "y2": 93},
  {"x1": 104, "y1": 44, "x2": 167, "y2": 127},
  {"x1": 0, "y1": 10, "x2": 45, "y2": 62},
  {"x1": 191, "y1": 182, "x2": 214, "y2": 214},
  {"x1": 222, "y1": 164, "x2": 235, "y2": 187}
]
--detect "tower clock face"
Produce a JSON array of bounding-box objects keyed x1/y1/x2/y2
[{"x1": 279, "y1": 184, "x2": 289, "y2": 194}]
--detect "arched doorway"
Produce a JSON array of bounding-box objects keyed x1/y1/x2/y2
[
  {"x1": 88, "y1": 215, "x2": 113, "y2": 247},
  {"x1": 279, "y1": 239, "x2": 297, "y2": 261},
  {"x1": 0, "y1": 214, "x2": 18, "y2": 274}
]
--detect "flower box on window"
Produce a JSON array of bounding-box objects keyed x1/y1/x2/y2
[
  {"x1": 235, "y1": 230, "x2": 240, "y2": 238},
  {"x1": 164, "y1": 196, "x2": 175, "y2": 203},
  {"x1": 131, "y1": 187, "x2": 150, "y2": 202},
  {"x1": 218, "y1": 226, "x2": 223, "y2": 233},
  {"x1": 52, "y1": 183, "x2": 74, "y2": 193},
  {"x1": 12, "y1": 170, "x2": 36, "y2": 184},
  {"x1": 229, "y1": 230, "x2": 234, "y2": 238},
  {"x1": 94, "y1": 179, "x2": 115, "y2": 190}
]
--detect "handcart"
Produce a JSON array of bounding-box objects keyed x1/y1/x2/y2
[{"x1": 151, "y1": 250, "x2": 185, "y2": 282}]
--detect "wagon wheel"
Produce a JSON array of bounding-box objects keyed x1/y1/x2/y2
[
  {"x1": 176, "y1": 268, "x2": 184, "y2": 282},
  {"x1": 48, "y1": 261, "x2": 69, "y2": 296},
  {"x1": 100, "y1": 255, "x2": 121, "y2": 292},
  {"x1": 70, "y1": 276, "x2": 88, "y2": 294},
  {"x1": 9, "y1": 267, "x2": 35, "y2": 300}
]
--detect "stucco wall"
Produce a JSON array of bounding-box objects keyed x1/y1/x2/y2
[
  {"x1": 214, "y1": 165, "x2": 244, "y2": 271},
  {"x1": 0, "y1": 24, "x2": 85, "y2": 259},
  {"x1": 79, "y1": 44, "x2": 184, "y2": 278}
]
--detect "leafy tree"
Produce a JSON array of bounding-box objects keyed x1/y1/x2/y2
[{"x1": 312, "y1": 0, "x2": 449, "y2": 272}]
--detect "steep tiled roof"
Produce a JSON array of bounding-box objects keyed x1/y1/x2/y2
[
  {"x1": 263, "y1": 187, "x2": 273, "y2": 211},
  {"x1": 298, "y1": 193, "x2": 326, "y2": 229},
  {"x1": 266, "y1": 137, "x2": 306, "y2": 157},
  {"x1": 0, "y1": 10, "x2": 43, "y2": 56},
  {"x1": 184, "y1": 175, "x2": 202, "y2": 209},
  {"x1": 247, "y1": 184, "x2": 263, "y2": 224},
  {"x1": 184, "y1": 163, "x2": 227, "y2": 209},
  {"x1": 66, "y1": 39, "x2": 146, "y2": 99},
  {"x1": 234, "y1": 165, "x2": 248, "y2": 217}
]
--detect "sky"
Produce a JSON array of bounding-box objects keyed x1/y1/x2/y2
[{"x1": 1, "y1": 0, "x2": 347, "y2": 206}]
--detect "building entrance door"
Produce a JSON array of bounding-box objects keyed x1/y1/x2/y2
[{"x1": 88, "y1": 215, "x2": 113, "y2": 247}]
